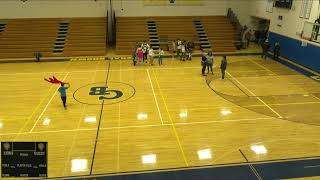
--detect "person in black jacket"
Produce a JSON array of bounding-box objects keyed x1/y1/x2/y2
[
  {"x1": 201, "y1": 53, "x2": 207, "y2": 76},
  {"x1": 220, "y1": 56, "x2": 227, "y2": 79}
]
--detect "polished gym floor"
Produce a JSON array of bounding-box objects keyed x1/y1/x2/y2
[{"x1": 0, "y1": 55, "x2": 319, "y2": 179}]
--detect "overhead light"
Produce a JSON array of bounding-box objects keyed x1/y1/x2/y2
[
  {"x1": 42, "y1": 118, "x2": 50, "y2": 126},
  {"x1": 71, "y1": 159, "x2": 88, "y2": 172},
  {"x1": 137, "y1": 113, "x2": 148, "y2": 120},
  {"x1": 0, "y1": 122, "x2": 3, "y2": 128},
  {"x1": 197, "y1": 149, "x2": 212, "y2": 160},
  {"x1": 142, "y1": 154, "x2": 157, "y2": 164},
  {"x1": 179, "y1": 109, "x2": 188, "y2": 118},
  {"x1": 84, "y1": 116, "x2": 96, "y2": 123},
  {"x1": 221, "y1": 109, "x2": 232, "y2": 116},
  {"x1": 251, "y1": 145, "x2": 268, "y2": 155}
]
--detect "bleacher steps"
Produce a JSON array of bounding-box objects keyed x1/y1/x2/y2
[
  {"x1": 193, "y1": 20, "x2": 212, "y2": 52},
  {"x1": 147, "y1": 20, "x2": 160, "y2": 49},
  {"x1": 0, "y1": 23, "x2": 6, "y2": 33}
]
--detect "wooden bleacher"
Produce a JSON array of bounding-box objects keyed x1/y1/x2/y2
[
  {"x1": 199, "y1": 16, "x2": 236, "y2": 52},
  {"x1": 154, "y1": 16, "x2": 198, "y2": 42},
  {"x1": 0, "y1": 17, "x2": 106, "y2": 59},
  {"x1": 116, "y1": 17, "x2": 149, "y2": 55},
  {"x1": 115, "y1": 16, "x2": 236, "y2": 55},
  {"x1": 64, "y1": 17, "x2": 106, "y2": 56}
]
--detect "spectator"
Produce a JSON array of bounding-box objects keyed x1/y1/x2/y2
[
  {"x1": 220, "y1": 56, "x2": 228, "y2": 79},
  {"x1": 136, "y1": 45, "x2": 144, "y2": 63},
  {"x1": 132, "y1": 44, "x2": 137, "y2": 66},
  {"x1": 206, "y1": 52, "x2": 214, "y2": 74},
  {"x1": 149, "y1": 47, "x2": 155, "y2": 65},
  {"x1": 34, "y1": 52, "x2": 42, "y2": 62},
  {"x1": 158, "y1": 48, "x2": 164, "y2": 65},
  {"x1": 172, "y1": 40, "x2": 176, "y2": 53},
  {"x1": 261, "y1": 39, "x2": 270, "y2": 60},
  {"x1": 176, "y1": 39, "x2": 182, "y2": 57},
  {"x1": 245, "y1": 29, "x2": 253, "y2": 48},
  {"x1": 186, "y1": 41, "x2": 194, "y2": 60},
  {"x1": 201, "y1": 52, "x2": 208, "y2": 76},
  {"x1": 273, "y1": 42, "x2": 281, "y2": 60},
  {"x1": 181, "y1": 42, "x2": 186, "y2": 61},
  {"x1": 142, "y1": 42, "x2": 149, "y2": 63}
]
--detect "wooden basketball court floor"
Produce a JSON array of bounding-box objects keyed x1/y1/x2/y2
[{"x1": 0, "y1": 55, "x2": 320, "y2": 179}]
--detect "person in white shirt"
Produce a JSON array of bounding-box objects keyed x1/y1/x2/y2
[
  {"x1": 181, "y1": 42, "x2": 186, "y2": 61},
  {"x1": 148, "y1": 47, "x2": 155, "y2": 65},
  {"x1": 158, "y1": 48, "x2": 164, "y2": 65}
]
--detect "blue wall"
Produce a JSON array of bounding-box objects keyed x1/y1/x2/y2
[{"x1": 269, "y1": 32, "x2": 320, "y2": 73}]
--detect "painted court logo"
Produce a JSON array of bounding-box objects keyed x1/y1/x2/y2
[
  {"x1": 89, "y1": 87, "x2": 123, "y2": 100},
  {"x1": 73, "y1": 82, "x2": 135, "y2": 105}
]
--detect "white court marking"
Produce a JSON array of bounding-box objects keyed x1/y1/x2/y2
[
  {"x1": 226, "y1": 71, "x2": 283, "y2": 118},
  {"x1": 304, "y1": 165, "x2": 320, "y2": 168},
  {"x1": 147, "y1": 69, "x2": 164, "y2": 125},
  {"x1": 0, "y1": 117, "x2": 274, "y2": 136},
  {"x1": 29, "y1": 72, "x2": 70, "y2": 132},
  {"x1": 0, "y1": 67, "x2": 272, "y2": 76}
]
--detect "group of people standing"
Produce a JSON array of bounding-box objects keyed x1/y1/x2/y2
[
  {"x1": 201, "y1": 52, "x2": 228, "y2": 79},
  {"x1": 132, "y1": 42, "x2": 164, "y2": 66},
  {"x1": 172, "y1": 39, "x2": 194, "y2": 61},
  {"x1": 261, "y1": 40, "x2": 281, "y2": 61}
]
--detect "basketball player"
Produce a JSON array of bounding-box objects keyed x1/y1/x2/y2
[{"x1": 58, "y1": 83, "x2": 70, "y2": 110}]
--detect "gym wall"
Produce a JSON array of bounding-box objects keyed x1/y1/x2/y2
[
  {"x1": 0, "y1": 0, "x2": 108, "y2": 18},
  {"x1": 113, "y1": 0, "x2": 250, "y2": 25},
  {"x1": 249, "y1": 0, "x2": 320, "y2": 73}
]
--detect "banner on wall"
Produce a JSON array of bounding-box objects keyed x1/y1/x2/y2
[{"x1": 143, "y1": 0, "x2": 204, "y2": 6}]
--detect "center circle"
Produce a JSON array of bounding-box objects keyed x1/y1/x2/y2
[{"x1": 73, "y1": 81, "x2": 136, "y2": 105}]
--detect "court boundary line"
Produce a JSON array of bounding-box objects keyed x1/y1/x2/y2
[
  {"x1": 46, "y1": 155, "x2": 320, "y2": 179},
  {"x1": 226, "y1": 71, "x2": 283, "y2": 118},
  {"x1": 152, "y1": 69, "x2": 189, "y2": 167},
  {"x1": 204, "y1": 75, "x2": 320, "y2": 126},
  {"x1": 13, "y1": 61, "x2": 73, "y2": 139},
  {"x1": 117, "y1": 60, "x2": 122, "y2": 172},
  {"x1": 0, "y1": 117, "x2": 275, "y2": 136},
  {"x1": 89, "y1": 59, "x2": 112, "y2": 176},
  {"x1": 0, "y1": 68, "x2": 272, "y2": 76},
  {"x1": 248, "y1": 58, "x2": 277, "y2": 76},
  {"x1": 29, "y1": 72, "x2": 70, "y2": 133},
  {"x1": 304, "y1": 165, "x2": 320, "y2": 168},
  {"x1": 227, "y1": 77, "x2": 250, "y2": 97},
  {"x1": 239, "y1": 149, "x2": 263, "y2": 180},
  {"x1": 243, "y1": 101, "x2": 320, "y2": 107},
  {"x1": 147, "y1": 69, "x2": 164, "y2": 125},
  {"x1": 63, "y1": 61, "x2": 102, "y2": 176},
  {"x1": 311, "y1": 93, "x2": 320, "y2": 101}
]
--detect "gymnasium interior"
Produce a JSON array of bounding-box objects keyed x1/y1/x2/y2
[{"x1": 0, "y1": 0, "x2": 320, "y2": 179}]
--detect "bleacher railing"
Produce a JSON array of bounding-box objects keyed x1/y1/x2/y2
[
  {"x1": 301, "y1": 21, "x2": 320, "y2": 44},
  {"x1": 227, "y1": 8, "x2": 242, "y2": 47}
]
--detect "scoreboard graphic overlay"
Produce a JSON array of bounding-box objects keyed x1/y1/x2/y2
[{"x1": 1, "y1": 142, "x2": 48, "y2": 178}]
